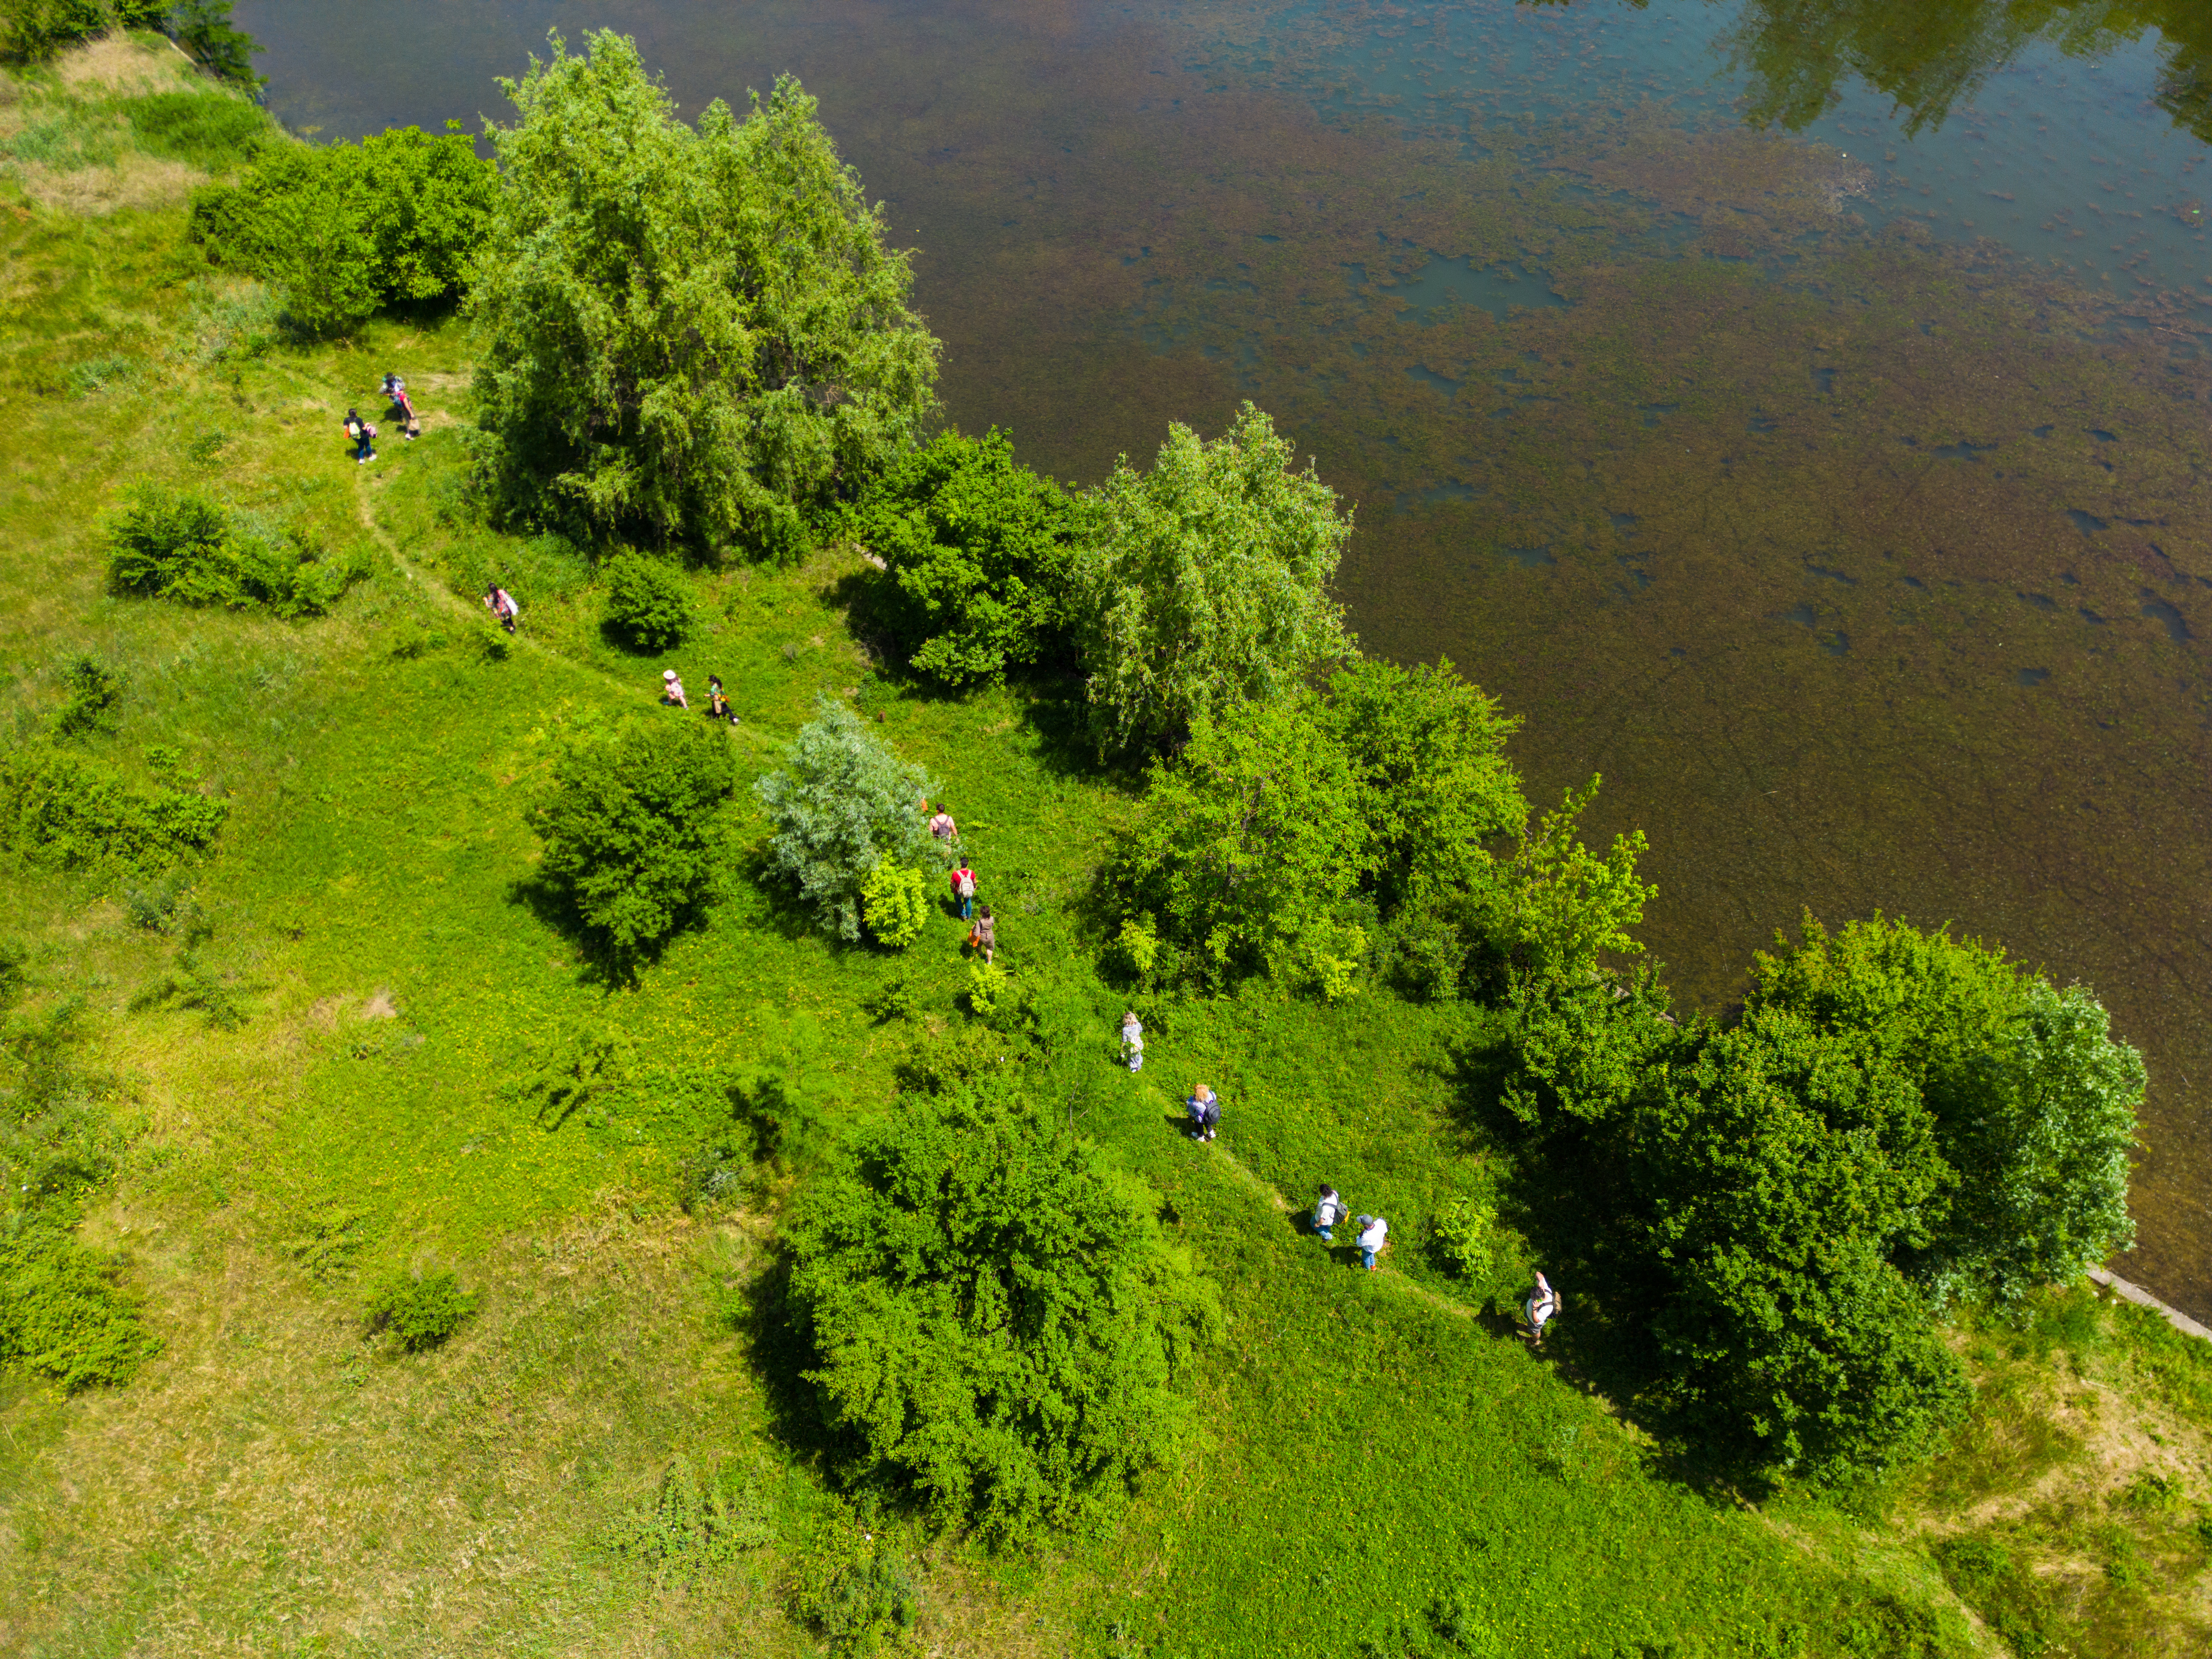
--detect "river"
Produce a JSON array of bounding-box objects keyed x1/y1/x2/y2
[{"x1": 232, "y1": 0, "x2": 2212, "y2": 1317}]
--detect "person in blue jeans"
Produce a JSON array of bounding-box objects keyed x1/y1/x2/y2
[
  {"x1": 1185, "y1": 1084, "x2": 1220, "y2": 1142},
  {"x1": 1313, "y1": 1184, "x2": 1346, "y2": 1242},
  {"x1": 1356, "y1": 1213, "x2": 1389, "y2": 1270},
  {"x1": 344, "y1": 408, "x2": 376, "y2": 464}
]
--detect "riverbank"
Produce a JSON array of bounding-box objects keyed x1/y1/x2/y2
[{"x1": 3, "y1": 36, "x2": 2211, "y2": 1659}]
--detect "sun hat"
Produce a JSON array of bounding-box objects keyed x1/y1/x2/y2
[{"x1": 662, "y1": 669, "x2": 677, "y2": 681}]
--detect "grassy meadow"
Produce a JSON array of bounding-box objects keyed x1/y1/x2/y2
[{"x1": 4, "y1": 34, "x2": 2212, "y2": 1659}]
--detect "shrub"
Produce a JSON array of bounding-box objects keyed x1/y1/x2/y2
[
  {"x1": 755, "y1": 696, "x2": 938, "y2": 942},
  {"x1": 105, "y1": 485, "x2": 364, "y2": 618},
  {"x1": 600, "y1": 552, "x2": 694, "y2": 651},
  {"x1": 964, "y1": 958, "x2": 1011, "y2": 1017},
  {"x1": 1104, "y1": 693, "x2": 1369, "y2": 996},
  {"x1": 1073, "y1": 401, "x2": 1352, "y2": 755},
  {"x1": 0, "y1": 746, "x2": 228, "y2": 872},
  {"x1": 606, "y1": 1457, "x2": 772, "y2": 1588},
  {"x1": 0, "y1": 0, "x2": 168, "y2": 64},
  {"x1": 188, "y1": 124, "x2": 497, "y2": 334},
  {"x1": 858, "y1": 857, "x2": 929, "y2": 949},
  {"x1": 533, "y1": 720, "x2": 735, "y2": 971},
  {"x1": 849, "y1": 428, "x2": 1080, "y2": 685},
  {"x1": 787, "y1": 1086, "x2": 1222, "y2": 1547},
  {"x1": 367, "y1": 1268, "x2": 478, "y2": 1352},
  {"x1": 1506, "y1": 777, "x2": 1655, "y2": 990},
  {"x1": 52, "y1": 655, "x2": 120, "y2": 740},
  {"x1": 468, "y1": 33, "x2": 940, "y2": 557},
  {"x1": 0, "y1": 1220, "x2": 162, "y2": 1393},
  {"x1": 787, "y1": 1510, "x2": 919, "y2": 1654}
]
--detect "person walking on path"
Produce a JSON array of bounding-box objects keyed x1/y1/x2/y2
[
  {"x1": 484, "y1": 584, "x2": 518, "y2": 634},
  {"x1": 1119, "y1": 1010, "x2": 1144, "y2": 1072},
  {"x1": 1356, "y1": 1213, "x2": 1389, "y2": 1271},
  {"x1": 1186, "y1": 1084, "x2": 1220, "y2": 1142},
  {"x1": 707, "y1": 675, "x2": 733, "y2": 722},
  {"x1": 343, "y1": 408, "x2": 376, "y2": 464},
  {"x1": 970, "y1": 903, "x2": 997, "y2": 965},
  {"x1": 951, "y1": 860, "x2": 977, "y2": 920},
  {"x1": 928, "y1": 803, "x2": 958, "y2": 842},
  {"x1": 1313, "y1": 1184, "x2": 1346, "y2": 1243},
  {"x1": 396, "y1": 387, "x2": 421, "y2": 441},
  {"x1": 661, "y1": 668, "x2": 689, "y2": 709},
  {"x1": 1523, "y1": 1271, "x2": 1561, "y2": 1346}
]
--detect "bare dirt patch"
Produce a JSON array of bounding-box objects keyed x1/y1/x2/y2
[{"x1": 362, "y1": 990, "x2": 398, "y2": 1021}]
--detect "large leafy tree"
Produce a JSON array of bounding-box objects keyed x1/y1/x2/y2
[
  {"x1": 849, "y1": 429, "x2": 1079, "y2": 686},
  {"x1": 1073, "y1": 402, "x2": 1352, "y2": 755},
  {"x1": 1625, "y1": 1009, "x2": 1971, "y2": 1483},
  {"x1": 787, "y1": 1086, "x2": 1221, "y2": 1547},
  {"x1": 1748, "y1": 914, "x2": 2142, "y2": 1300},
  {"x1": 533, "y1": 719, "x2": 734, "y2": 972},
  {"x1": 1105, "y1": 693, "x2": 1371, "y2": 998},
  {"x1": 754, "y1": 696, "x2": 939, "y2": 941},
  {"x1": 468, "y1": 32, "x2": 941, "y2": 558}
]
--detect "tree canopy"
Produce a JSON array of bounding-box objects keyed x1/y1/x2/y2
[
  {"x1": 787, "y1": 1086, "x2": 1221, "y2": 1547},
  {"x1": 1073, "y1": 402, "x2": 1352, "y2": 755},
  {"x1": 468, "y1": 32, "x2": 941, "y2": 558}
]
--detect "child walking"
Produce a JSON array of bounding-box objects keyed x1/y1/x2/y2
[
  {"x1": 1185, "y1": 1084, "x2": 1220, "y2": 1142},
  {"x1": 343, "y1": 408, "x2": 376, "y2": 464},
  {"x1": 1356, "y1": 1213, "x2": 1389, "y2": 1271},
  {"x1": 1119, "y1": 1010, "x2": 1144, "y2": 1072}
]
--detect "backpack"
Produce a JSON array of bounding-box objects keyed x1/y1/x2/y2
[
  {"x1": 1197, "y1": 1098, "x2": 1220, "y2": 1128},
  {"x1": 957, "y1": 870, "x2": 975, "y2": 898}
]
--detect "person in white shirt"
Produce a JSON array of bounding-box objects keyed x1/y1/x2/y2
[
  {"x1": 1523, "y1": 1271, "x2": 1561, "y2": 1345},
  {"x1": 1356, "y1": 1213, "x2": 1388, "y2": 1271},
  {"x1": 1313, "y1": 1184, "x2": 1346, "y2": 1243},
  {"x1": 661, "y1": 668, "x2": 688, "y2": 709},
  {"x1": 1120, "y1": 1011, "x2": 1143, "y2": 1072}
]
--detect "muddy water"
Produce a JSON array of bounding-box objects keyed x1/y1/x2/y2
[{"x1": 235, "y1": 0, "x2": 2212, "y2": 1315}]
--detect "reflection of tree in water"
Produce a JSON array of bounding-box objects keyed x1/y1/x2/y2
[{"x1": 1711, "y1": 0, "x2": 2212, "y2": 139}]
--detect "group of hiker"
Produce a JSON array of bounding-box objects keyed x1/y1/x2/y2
[
  {"x1": 931, "y1": 804, "x2": 996, "y2": 962},
  {"x1": 1124, "y1": 1040, "x2": 1562, "y2": 1341},
  {"x1": 341, "y1": 371, "x2": 422, "y2": 465},
  {"x1": 659, "y1": 670, "x2": 740, "y2": 724}
]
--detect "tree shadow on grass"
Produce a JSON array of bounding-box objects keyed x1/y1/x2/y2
[{"x1": 504, "y1": 871, "x2": 714, "y2": 990}]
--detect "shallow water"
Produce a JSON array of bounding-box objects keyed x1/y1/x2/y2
[{"x1": 236, "y1": 0, "x2": 2212, "y2": 1316}]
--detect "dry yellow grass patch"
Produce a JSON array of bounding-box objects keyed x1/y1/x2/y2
[
  {"x1": 53, "y1": 32, "x2": 200, "y2": 96},
  {"x1": 12, "y1": 151, "x2": 200, "y2": 214}
]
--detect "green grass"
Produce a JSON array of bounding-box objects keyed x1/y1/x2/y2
[{"x1": 3, "y1": 46, "x2": 2212, "y2": 1659}]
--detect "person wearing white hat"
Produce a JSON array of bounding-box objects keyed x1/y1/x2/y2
[{"x1": 661, "y1": 668, "x2": 688, "y2": 709}]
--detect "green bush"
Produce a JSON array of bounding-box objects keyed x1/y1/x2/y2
[
  {"x1": 600, "y1": 552, "x2": 694, "y2": 651},
  {"x1": 0, "y1": 0, "x2": 167, "y2": 64},
  {"x1": 1073, "y1": 401, "x2": 1352, "y2": 755},
  {"x1": 858, "y1": 856, "x2": 929, "y2": 949},
  {"x1": 52, "y1": 655, "x2": 120, "y2": 740},
  {"x1": 964, "y1": 957, "x2": 1010, "y2": 1017},
  {"x1": 755, "y1": 696, "x2": 938, "y2": 942},
  {"x1": 787, "y1": 1086, "x2": 1221, "y2": 1547},
  {"x1": 367, "y1": 1268, "x2": 478, "y2": 1352},
  {"x1": 533, "y1": 720, "x2": 735, "y2": 971},
  {"x1": 0, "y1": 746, "x2": 228, "y2": 872},
  {"x1": 105, "y1": 485, "x2": 364, "y2": 618},
  {"x1": 0, "y1": 1220, "x2": 162, "y2": 1393},
  {"x1": 787, "y1": 1510, "x2": 919, "y2": 1655},
  {"x1": 189, "y1": 123, "x2": 496, "y2": 335},
  {"x1": 849, "y1": 428, "x2": 1079, "y2": 685},
  {"x1": 606, "y1": 1457, "x2": 772, "y2": 1588},
  {"x1": 468, "y1": 33, "x2": 940, "y2": 557}
]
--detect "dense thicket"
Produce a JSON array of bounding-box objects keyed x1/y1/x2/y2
[
  {"x1": 533, "y1": 719, "x2": 735, "y2": 971},
  {"x1": 468, "y1": 32, "x2": 940, "y2": 559},
  {"x1": 787, "y1": 1086, "x2": 1221, "y2": 1547},
  {"x1": 1074, "y1": 402, "x2": 1351, "y2": 755},
  {"x1": 1500, "y1": 913, "x2": 2143, "y2": 1485},
  {"x1": 189, "y1": 125, "x2": 498, "y2": 336},
  {"x1": 754, "y1": 697, "x2": 939, "y2": 941},
  {"x1": 848, "y1": 429, "x2": 1079, "y2": 686}
]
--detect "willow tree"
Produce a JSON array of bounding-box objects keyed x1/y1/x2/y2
[
  {"x1": 468, "y1": 32, "x2": 941, "y2": 559},
  {"x1": 1073, "y1": 402, "x2": 1353, "y2": 756}
]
